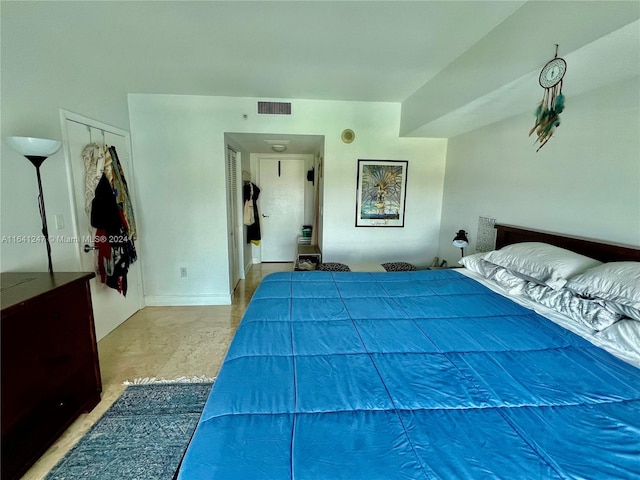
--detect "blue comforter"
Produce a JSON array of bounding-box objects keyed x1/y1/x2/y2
[{"x1": 179, "y1": 270, "x2": 640, "y2": 479}]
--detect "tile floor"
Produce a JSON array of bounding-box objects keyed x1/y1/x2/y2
[{"x1": 21, "y1": 262, "x2": 292, "y2": 480}]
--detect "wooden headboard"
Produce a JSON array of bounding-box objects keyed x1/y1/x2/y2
[{"x1": 494, "y1": 224, "x2": 640, "y2": 263}]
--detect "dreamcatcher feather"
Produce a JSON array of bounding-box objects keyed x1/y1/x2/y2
[{"x1": 530, "y1": 45, "x2": 567, "y2": 152}]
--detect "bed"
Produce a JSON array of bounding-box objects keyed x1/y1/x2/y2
[{"x1": 178, "y1": 224, "x2": 640, "y2": 479}]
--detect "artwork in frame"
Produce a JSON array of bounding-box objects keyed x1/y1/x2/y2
[{"x1": 355, "y1": 159, "x2": 408, "y2": 227}]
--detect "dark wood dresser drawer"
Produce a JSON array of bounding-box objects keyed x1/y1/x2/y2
[{"x1": 1, "y1": 272, "x2": 101, "y2": 480}]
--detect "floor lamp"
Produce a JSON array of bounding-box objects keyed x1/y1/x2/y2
[{"x1": 5, "y1": 136, "x2": 62, "y2": 274}]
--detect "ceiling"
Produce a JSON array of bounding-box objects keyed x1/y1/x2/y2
[
  {"x1": 226, "y1": 132, "x2": 324, "y2": 154},
  {"x1": 2, "y1": 1, "x2": 639, "y2": 152}
]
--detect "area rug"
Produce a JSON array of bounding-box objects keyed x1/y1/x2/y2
[{"x1": 45, "y1": 381, "x2": 213, "y2": 480}]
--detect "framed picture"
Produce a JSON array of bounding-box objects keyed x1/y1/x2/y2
[{"x1": 355, "y1": 159, "x2": 408, "y2": 227}]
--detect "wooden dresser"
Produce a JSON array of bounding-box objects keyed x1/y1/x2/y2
[{"x1": 1, "y1": 272, "x2": 102, "y2": 480}]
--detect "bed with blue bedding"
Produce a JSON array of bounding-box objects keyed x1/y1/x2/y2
[{"x1": 178, "y1": 227, "x2": 640, "y2": 480}]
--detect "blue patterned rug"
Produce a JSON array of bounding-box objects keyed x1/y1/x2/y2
[{"x1": 45, "y1": 382, "x2": 212, "y2": 480}]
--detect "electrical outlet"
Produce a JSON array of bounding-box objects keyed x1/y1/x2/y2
[{"x1": 180, "y1": 267, "x2": 187, "y2": 278}]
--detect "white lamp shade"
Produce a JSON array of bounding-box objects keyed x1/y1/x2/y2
[{"x1": 5, "y1": 136, "x2": 62, "y2": 157}]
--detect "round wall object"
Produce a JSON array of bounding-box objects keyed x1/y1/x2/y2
[{"x1": 341, "y1": 129, "x2": 355, "y2": 144}]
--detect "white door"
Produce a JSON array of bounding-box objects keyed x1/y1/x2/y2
[
  {"x1": 259, "y1": 157, "x2": 305, "y2": 261},
  {"x1": 61, "y1": 111, "x2": 144, "y2": 340},
  {"x1": 226, "y1": 146, "x2": 241, "y2": 292}
]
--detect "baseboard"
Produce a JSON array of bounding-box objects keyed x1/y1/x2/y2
[{"x1": 144, "y1": 294, "x2": 232, "y2": 306}]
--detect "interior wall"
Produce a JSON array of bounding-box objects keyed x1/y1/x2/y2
[
  {"x1": 225, "y1": 137, "x2": 253, "y2": 275},
  {"x1": 1, "y1": 5, "x2": 131, "y2": 273},
  {"x1": 438, "y1": 76, "x2": 640, "y2": 264},
  {"x1": 303, "y1": 155, "x2": 316, "y2": 226},
  {"x1": 128, "y1": 94, "x2": 447, "y2": 304},
  {"x1": 0, "y1": 112, "x2": 131, "y2": 273},
  {"x1": 324, "y1": 136, "x2": 447, "y2": 266}
]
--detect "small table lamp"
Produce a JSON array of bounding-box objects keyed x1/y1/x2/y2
[
  {"x1": 452, "y1": 229, "x2": 469, "y2": 258},
  {"x1": 5, "y1": 136, "x2": 62, "y2": 274}
]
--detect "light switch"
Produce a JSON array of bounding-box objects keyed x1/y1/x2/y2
[{"x1": 55, "y1": 214, "x2": 64, "y2": 230}]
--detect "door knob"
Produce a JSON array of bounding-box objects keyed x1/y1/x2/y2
[
  {"x1": 83, "y1": 244, "x2": 98, "y2": 252},
  {"x1": 262, "y1": 214, "x2": 269, "y2": 218}
]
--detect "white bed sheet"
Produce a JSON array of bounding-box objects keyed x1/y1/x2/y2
[{"x1": 459, "y1": 268, "x2": 640, "y2": 369}]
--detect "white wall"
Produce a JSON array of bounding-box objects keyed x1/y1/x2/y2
[
  {"x1": 224, "y1": 137, "x2": 253, "y2": 275},
  {"x1": 128, "y1": 95, "x2": 447, "y2": 304},
  {"x1": 438, "y1": 77, "x2": 640, "y2": 264},
  {"x1": 1, "y1": 123, "x2": 130, "y2": 274},
  {"x1": 1, "y1": 5, "x2": 131, "y2": 273},
  {"x1": 324, "y1": 134, "x2": 447, "y2": 266}
]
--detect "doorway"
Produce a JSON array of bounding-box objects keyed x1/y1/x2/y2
[
  {"x1": 60, "y1": 110, "x2": 144, "y2": 340},
  {"x1": 224, "y1": 132, "x2": 324, "y2": 267},
  {"x1": 259, "y1": 156, "x2": 306, "y2": 262}
]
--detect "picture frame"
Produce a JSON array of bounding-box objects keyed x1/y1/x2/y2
[{"x1": 355, "y1": 159, "x2": 408, "y2": 227}]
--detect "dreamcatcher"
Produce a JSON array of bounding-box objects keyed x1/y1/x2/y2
[{"x1": 530, "y1": 45, "x2": 566, "y2": 151}]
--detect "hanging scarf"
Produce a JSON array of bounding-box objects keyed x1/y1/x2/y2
[
  {"x1": 109, "y1": 146, "x2": 138, "y2": 240},
  {"x1": 82, "y1": 143, "x2": 109, "y2": 217}
]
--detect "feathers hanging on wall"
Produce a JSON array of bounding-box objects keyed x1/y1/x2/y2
[{"x1": 530, "y1": 45, "x2": 567, "y2": 152}]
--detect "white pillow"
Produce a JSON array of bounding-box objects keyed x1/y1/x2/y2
[
  {"x1": 458, "y1": 253, "x2": 500, "y2": 277},
  {"x1": 566, "y1": 262, "x2": 640, "y2": 314},
  {"x1": 459, "y1": 253, "x2": 529, "y2": 295},
  {"x1": 482, "y1": 242, "x2": 602, "y2": 290},
  {"x1": 602, "y1": 301, "x2": 640, "y2": 323},
  {"x1": 523, "y1": 282, "x2": 624, "y2": 331}
]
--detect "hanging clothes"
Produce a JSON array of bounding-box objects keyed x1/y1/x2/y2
[
  {"x1": 82, "y1": 143, "x2": 110, "y2": 217},
  {"x1": 108, "y1": 146, "x2": 137, "y2": 240},
  {"x1": 243, "y1": 182, "x2": 261, "y2": 245},
  {"x1": 243, "y1": 182, "x2": 255, "y2": 226},
  {"x1": 91, "y1": 173, "x2": 130, "y2": 295},
  {"x1": 85, "y1": 143, "x2": 137, "y2": 296}
]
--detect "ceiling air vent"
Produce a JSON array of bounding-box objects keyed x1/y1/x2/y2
[{"x1": 258, "y1": 101, "x2": 292, "y2": 115}]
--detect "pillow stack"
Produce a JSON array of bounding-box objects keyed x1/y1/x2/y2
[
  {"x1": 566, "y1": 262, "x2": 640, "y2": 322},
  {"x1": 459, "y1": 242, "x2": 640, "y2": 330},
  {"x1": 481, "y1": 242, "x2": 602, "y2": 290}
]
